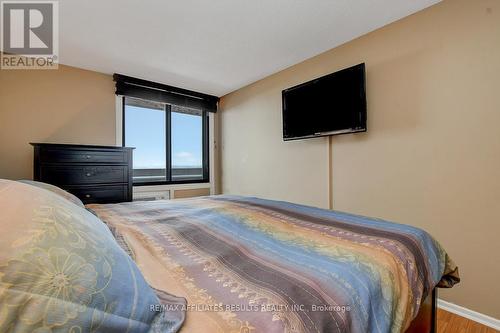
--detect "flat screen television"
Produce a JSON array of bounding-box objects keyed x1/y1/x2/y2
[{"x1": 282, "y1": 63, "x2": 367, "y2": 141}]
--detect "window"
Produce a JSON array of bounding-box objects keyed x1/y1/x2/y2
[{"x1": 123, "y1": 97, "x2": 209, "y2": 185}]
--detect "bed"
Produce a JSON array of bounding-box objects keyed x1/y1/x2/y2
[
  {"x1": 87, "y1": 195, "x2": 459, "y2": 333},
  {"x1": 0, "y1": 180, "x2": 459, "y2": 333}
]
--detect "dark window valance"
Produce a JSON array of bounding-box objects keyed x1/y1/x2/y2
[{"x1": 113, "y1": 73, "x2": 219, "y2": 112}]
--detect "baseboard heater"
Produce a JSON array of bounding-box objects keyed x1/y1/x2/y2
[{"x1": 133, "y1": 189, "x2": 170, "y2": 201}]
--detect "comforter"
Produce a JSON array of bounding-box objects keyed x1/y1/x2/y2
[{"x1": 88, "y1": 195, "x2": 459, "y2": 333}]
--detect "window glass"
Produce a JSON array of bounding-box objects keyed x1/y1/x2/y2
[
  {"x1": 171, "y1": 106, "x2": 204, "y2": 181},
  {"x1": 123, "y1": 98, "x2": 208, "y2": 184},
  {"x1": 124, "y1": 98, "x2": 167, "y2": 183}
]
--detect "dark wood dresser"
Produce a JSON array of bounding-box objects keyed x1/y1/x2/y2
[{"x1": 31, "y1": 143, "x2": 134, "y2": 204}]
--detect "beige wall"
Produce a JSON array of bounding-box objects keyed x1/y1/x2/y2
[
  {"x1": 0, "y1": 64, "x2": 116, "y2": 180},
  {"x1": 220, "y1": 0, "x2": 500, "y2": 319},
  {"x1": 219, "y1": 77, "x2": 330, "y2": 207}
]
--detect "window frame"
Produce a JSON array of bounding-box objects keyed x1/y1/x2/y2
[{"x1": 122, "y1": 96, "x2": 210, "y2": 186}]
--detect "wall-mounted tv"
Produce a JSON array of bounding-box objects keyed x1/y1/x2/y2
[{"x1": 282, "y1": 63, "x2": 367, "y2": 141}]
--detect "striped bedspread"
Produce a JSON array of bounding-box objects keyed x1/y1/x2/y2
[{"x1": 88, "y1": 195, "x2": 459, "y2": 333}]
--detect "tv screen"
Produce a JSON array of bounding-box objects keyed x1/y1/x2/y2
[{"x1": 282, "y1": 63, "x2": 367, "y2": 141}]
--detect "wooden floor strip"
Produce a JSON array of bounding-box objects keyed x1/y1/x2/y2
[{"x1": 437, "y1": 309, "x2": 499, "y2": 333}]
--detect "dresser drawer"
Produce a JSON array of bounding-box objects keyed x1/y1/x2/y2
[
  {"x1": 40, "y1": 148, "x2": 128, "y2": 164},
  {"x1": 40, "y1": 165, "x2": 129, "y2": 185},
  {"x1": 65, "y1": 185, "x2": 129, "y2": 204}
]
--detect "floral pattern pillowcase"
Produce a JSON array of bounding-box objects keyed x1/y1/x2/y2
[
  {"x1": 0, "y1": 179, "x2": 185, "y2": 333},
  {"x1": 18, "y1": 180, "x2": 85, "y2": 208}
]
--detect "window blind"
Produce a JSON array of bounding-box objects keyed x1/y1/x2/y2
[{"x1": 113, "y1": 73, "x2": 218, "y2": 112}]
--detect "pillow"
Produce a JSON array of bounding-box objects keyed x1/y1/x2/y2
[
  {"x1": 18, "y1": 180, "x2": 85, "y2": 208},
  {"x1": 0, "y1": 179, "x2": 185, "y2": 333}
]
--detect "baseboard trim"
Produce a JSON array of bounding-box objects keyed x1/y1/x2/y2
[{"x1": 437, "y1": 298, "x2": 500, "y2": 331}]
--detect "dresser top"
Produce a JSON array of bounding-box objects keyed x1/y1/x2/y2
[{"x1": 30, "y1": 143, "x2": 135, "y2": 150}]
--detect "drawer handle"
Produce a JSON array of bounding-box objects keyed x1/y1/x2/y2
[
  {"x1": 85, "y1": 155, "x2": 92, "y2": 159},
  {"x1": 85, "y1": 173, "x2": 92, "y2": 177},
  {"x1": 85, "y1": 194, "x2": 91, "y2": 198}
]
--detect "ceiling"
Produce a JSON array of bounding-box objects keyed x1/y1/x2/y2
[{"x1": 58, "y1": 0, "x2": 440, "y2": 97}]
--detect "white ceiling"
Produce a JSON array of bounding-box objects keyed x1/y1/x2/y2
[{"x1": 58, "y1": 0, "x2": 440, "y2": 97}]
